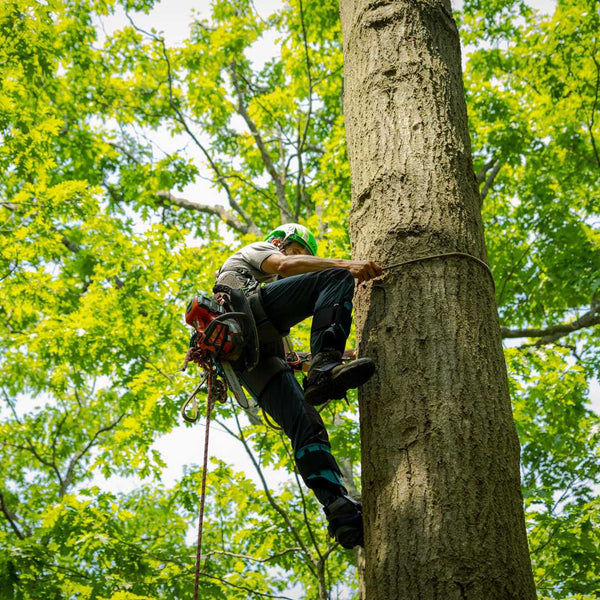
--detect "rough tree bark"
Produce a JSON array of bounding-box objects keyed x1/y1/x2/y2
[{"x1": 338, "y1": 1, "x2": 537, "y2": 598}]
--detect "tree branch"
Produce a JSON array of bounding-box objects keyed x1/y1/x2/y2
[
  {"x1": 220, "y1": 414, "x2": 319, "y2": 574},
  {"x1": 125, "y1": 16, "x2": 259, "y2": 235},
  {"x1": 282, "y1": 442, "x2": 323, "y2": 561},
  {"x1": 202, "y1": 547, "x2": 302, "y2": 563},
  {"x1": 2, "y1": 390, "x2": 66, "y2": 488},
  {"x1": 0, "y1": 491, "x2": 27, "y2": 539},
  {"x1": 59, "y1": 413, "x2": 126, "y2": 497},
  {"x1": 54, "y1": 228, "x2": 125, "y2": 289},
  {"x1": 0, "y1": 201, "x2": 20, "y2": 210},
  {"x1": 476, "y1": 157, "x2": 497, "y2": 183},
  {"x1": 0, "y1": 260, "x2": 19, "y2": 283},
  {"x1": 197, "y1": 572, "x2": 295, "y2": 600},
  {"x1": 479, "y1": 159, "x2": 502, "y2": 202},
  {"x1": 155, "y1": 191, "x2": 252, "y2": 234},
  {"x1": 229, "y1": 62, "x2": 293, "y2": 222},
  {"x1": 589, "y1": 48, "x2": 600, "y2": 167},
  {"x1": 496, "y1": 241, "x2": 535, "y2": 305},
  {"x1": 500, "y1": 303, "x2": 600, "y2": 345},
  {"x1": 225, "y1": 172, "x2": 279, "y2": 208},
  {"x1": 294, "y1": 0, "x2": 314, "y2": 220}
]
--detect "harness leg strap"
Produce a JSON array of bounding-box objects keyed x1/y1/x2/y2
[
  {"x1": 240, "y1": 356, "x2": 288, "y2": 400},
  {"x1": 248, "y1": 289, "x2": 285, "y2": 343}
]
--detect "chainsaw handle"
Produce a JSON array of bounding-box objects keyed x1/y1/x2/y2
[{"x1": 201, "y1": 312, "x2": 250, "y2": 340}]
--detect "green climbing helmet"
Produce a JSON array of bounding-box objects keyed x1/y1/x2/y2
[{"x1": 265, "y1": 223, "x2": 318, "y2": 256}]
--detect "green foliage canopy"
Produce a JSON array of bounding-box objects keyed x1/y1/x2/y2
[{"x1": 0, "y1": 0, "x2": 598, "y2": 598}]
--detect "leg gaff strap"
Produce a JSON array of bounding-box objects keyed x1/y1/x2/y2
[
  {"x1": 312, "y1": 302, "x2": 353, "y2": 352},
  {"x1": 295, "y1": 443, "x2": 344, "y2": 491}
]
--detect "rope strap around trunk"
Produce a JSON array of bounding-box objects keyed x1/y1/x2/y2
[{"x1": 381, "y1": 251, "x2": 495, "y2": 290}]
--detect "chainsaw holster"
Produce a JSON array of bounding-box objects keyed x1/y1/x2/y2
[
  {"x1": 213, "y1": 284, "x2": 260, "y2": 372},
  {"x1": 214, "y1": 277, "x2": 288, "y2": 399}
]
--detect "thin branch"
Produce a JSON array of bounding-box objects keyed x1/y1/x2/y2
[
  {"x1": 198, "y1": 572, "x2": 295, "y2": 600},
  {"x1": 479, "y1": 159, "x2": 502, "y2": 202},
  {"x1": 59, "y1": 413, "x2": 126, "y2": 496},
  {"x1": 294, "y1": 0, "x2": 314, "y2": 220},
  {"x1": 283, "y1": 442, "x2": 323, "y2": 560},
  {"x1": 589, "y1": 44, "x2": 600, "y2": 167},
  {"x1": 54, "y1": 228, "x2": 125, "y2": 289},
  {"x1": 4, "y1": 198, "x2": 86, "y2": 256},
  {"x1": 0, "y1": 260, "x2": 19, "y2": 282},
  {"x1": 496, "y1": 241, "x2": 534, "y2": 305},
  {"x1": 552, "y1": 342, "x2": 584, "y2": 362},
  {"x1": 59, "y1": 232, "x2": 83, "y2": 254},
  {"x1": 476, "y1": 156, "x2": 497, "y2": 183},
  {"x1": 0, "y1": 491, "x2": 26, "y2": 539},
  {"x1": 313, "y1": 64, "x2": 344, "y2": 88},
  {"x1": 530, "y1": 520, "x2": 564, "y2": 555},
  {"x1": 237, "y1": 71, "x2": 296, "y2": 148},
  {"x1": 156, "y1": 37, "x2": 258, "y2": 233},
  {"x1": 501, "y1": 303, "x2": 600, "y2": 345},
  {"x1": 107, "y1": 140, "x2": 144, "y2": 165},
  {"x1": 0, "y1": 201, "x2": 20, "y2": 210},
  {"x1": 125, "y1": 15, "x2": 259, "y2": 234},
  {"x1": 225, "y1": 172, "x2": 279, "y2": 207},
  {"x1": 51, "y1": 411, "x2": 70, "y2": 474},
  {"x1": 2, "y1": 391, "x2": 66, "y2": 487},
  {"x1": 202, "y1": 547, "x2": 302, "y2": 563},
  {"x1": 296, "y1": 0, "x2": 313, "y2": 157},
  {"x1": 229, "y1": 62, "x2": 293, "y2": 222}
]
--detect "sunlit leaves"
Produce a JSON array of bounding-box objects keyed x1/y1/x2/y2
[{"x1": 1, "y1": 0, "x2": 599, "y2": 598}]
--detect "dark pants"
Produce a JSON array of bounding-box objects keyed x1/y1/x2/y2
[
  {"x1": 260, "y1": 268, "x2": 355, "y2": 354},
  {"x1": 251, "y1": 269, "x2": 355, "y2": 505}
]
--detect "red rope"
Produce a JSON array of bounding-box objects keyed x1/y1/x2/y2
[{"x1": 193, "y1": 363, "x2": 215, "y2": 600}]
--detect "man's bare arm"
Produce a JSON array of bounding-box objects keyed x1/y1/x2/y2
[{"x1": 261, "y1": 253, "x2": 383, "y2": 283}]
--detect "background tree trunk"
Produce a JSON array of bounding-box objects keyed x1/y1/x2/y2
[{"x1": 338, "y1": 1, "x2": 537, "y2": 598}]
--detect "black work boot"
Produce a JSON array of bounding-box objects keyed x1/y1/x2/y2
[
  {"x1": 303, "y1": 350, "x2": 375, "y2": 406},
  {"x1": 324, "y1": 495, "x2": 364, "y2": 549}
]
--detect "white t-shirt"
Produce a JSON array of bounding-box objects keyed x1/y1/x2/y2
[{"x1": 216, "y1": 241, "x2": 280, "y2": 291}]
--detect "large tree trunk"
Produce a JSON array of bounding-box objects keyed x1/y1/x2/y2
[{"x1": 338, "y1": 1, "x2": 536, "y2": 598}]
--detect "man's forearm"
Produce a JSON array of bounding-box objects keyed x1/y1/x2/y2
[
  {"x1": 278, "y1": 255, "x2": 348, "y2": 277},
  {"x1": 261, "y1": 250, "x2": 382, "y2": 282}
]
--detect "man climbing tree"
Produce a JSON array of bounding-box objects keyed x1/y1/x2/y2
[
  {"x1": 214, "y1": 222, "x2": 382, "y2": 547},
  {"x1": 338, "y1": 0, "x2": 538, "y2": 597}
]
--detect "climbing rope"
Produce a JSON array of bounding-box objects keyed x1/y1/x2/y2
[
  {"x1": 193, "y1": 361, "x2": 215, "y2": 600},
  {"x1": 380, "y1": 251, "x2": 495, "y2": 290}
]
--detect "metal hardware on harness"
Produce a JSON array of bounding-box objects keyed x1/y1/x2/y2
[
  {"x1": 181, "y1": 373, "x2": 208, "y2": 423},
  {"x1": 180, "y1": 372, "x2": 228, "y2": 424}
]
